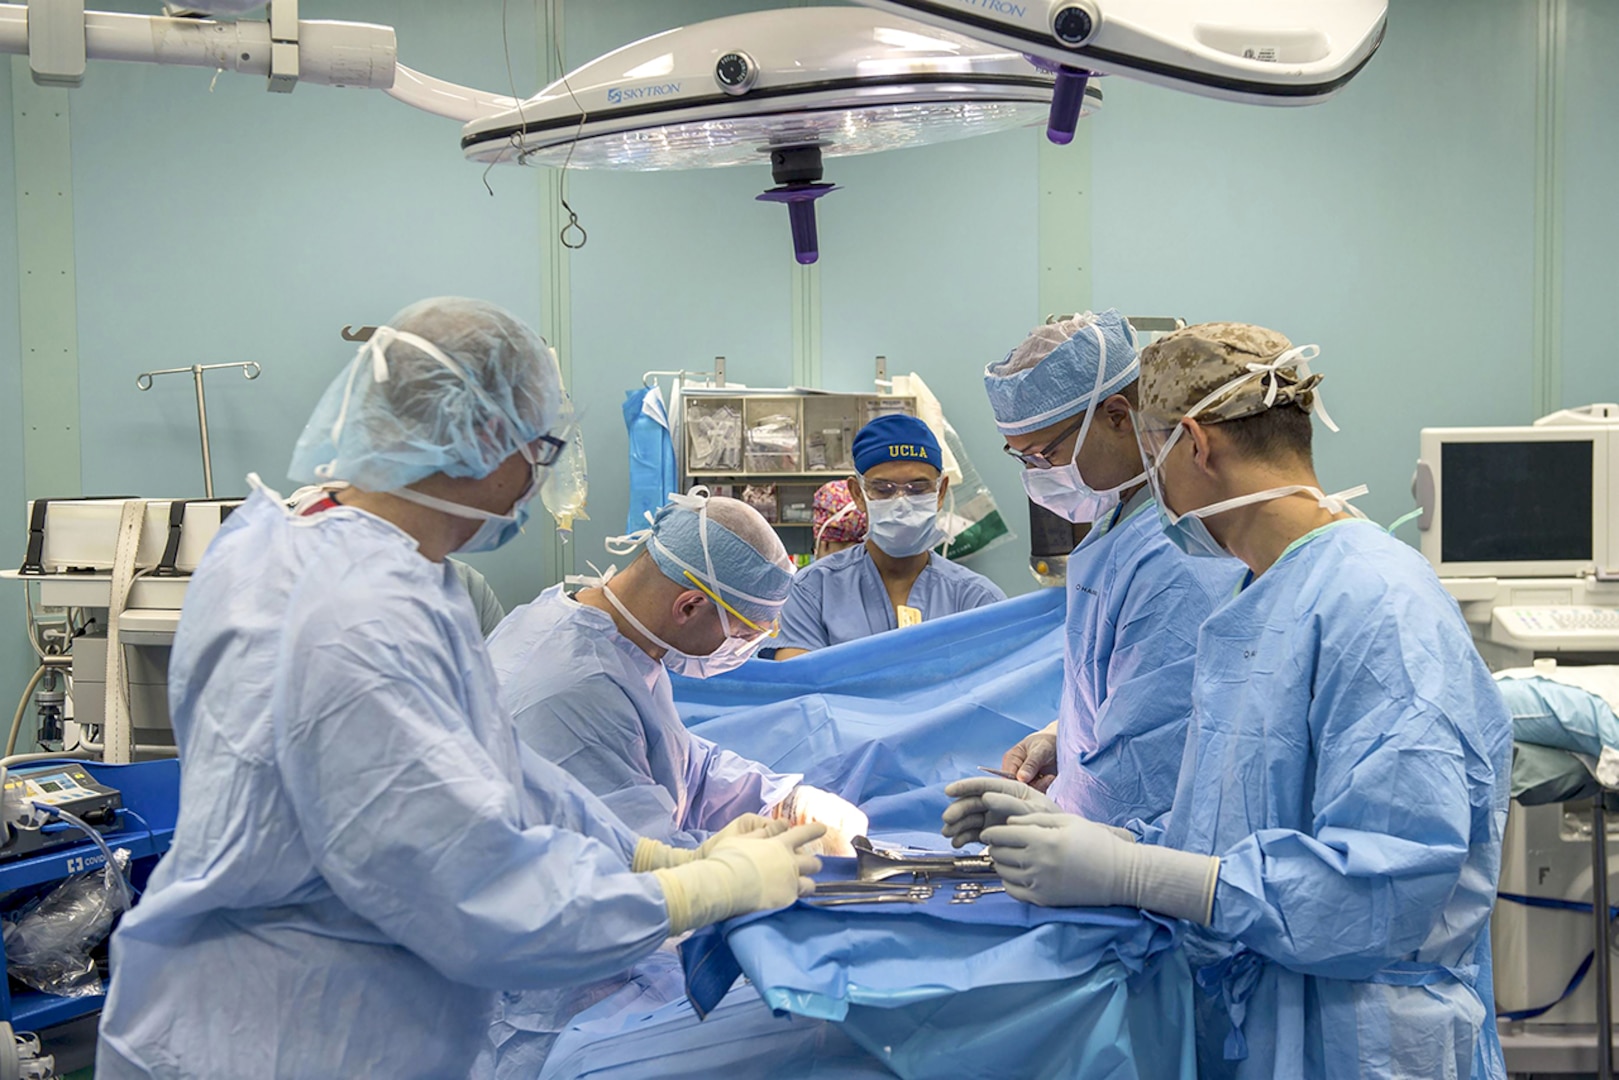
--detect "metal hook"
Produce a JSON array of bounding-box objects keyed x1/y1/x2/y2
[
  {"x1": 560, "y1": 209, "x2": 588, "y2": 250},
  {"x1": 341, "y1": 325, "x2": 377, "y2": 342},
  {"x1": 642, "y1": 369, "x2": 690, "y2": 389},
  {"x1": 133, "y1": 362, "x2": 263, "y2": 498}
]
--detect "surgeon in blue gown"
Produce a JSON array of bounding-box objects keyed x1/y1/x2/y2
[
  {"x1": 480, "y1": 491, "x2": 869, "y2": 1077},
  {"x1": 775, "y1": 414, "x2": 1005, "y2": 658},
  {"x1": 95, "y1": 299, "x2": 824, "y2": 1080},
  {"x1": 490, "y1": 493, "x2": 825, "y2": 844},
  {"x1": 945, "y1": 323, "x2": 1510, "y2": 1080},
  {"x1": 979, "y1": 311, "x2": 1241, "y2": 827}
]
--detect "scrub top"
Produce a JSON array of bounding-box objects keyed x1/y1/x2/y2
[{"x1": 777, "y1": 544, "x2": 1006, "y2": 653}]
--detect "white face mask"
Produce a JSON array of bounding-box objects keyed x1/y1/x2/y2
[
  {"x1": 865, "y1": 491, "x2": 946, "y2": 559},
  {"x1": 600, "y1": 578, "x2": 764, "y2": 679},
  {"x1": 1018, "y1": 322, "x2": 1144, "y2": 524},
  {"x1": 601, "y1": 490, "x2": 781, "y2": 677}
]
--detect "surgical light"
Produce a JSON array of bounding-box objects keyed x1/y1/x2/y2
[
  {"x1": 848, "y1": 0, "x2": 1388, "y2": 141},
  {"x1": 460, "y1": 8, "x2": 1096, "y2": 265}
]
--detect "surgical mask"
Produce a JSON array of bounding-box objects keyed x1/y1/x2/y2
[
  {"x1": 1014, "y1": 321, "x2": 1144, "y2": 524},
  {"x1": 602, "y1": 490, "x2": 784, "y2": 677},
  {"x1": 864, "y1": 491, "x2": 945, "y2": 558},
  {"x1": 1020, "y1": 425, "x2": 1145, "y2": 525},
  {"x1": 600, "y1": 583, "x2": 762, "y2": 679},
  {"x1": 393, "y1": 442, "x2": 544, "y2": 554}
]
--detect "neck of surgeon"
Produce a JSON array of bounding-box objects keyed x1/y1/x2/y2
[
  {"x1": 1175, "y1": 417, "x2": 1350, "y2": 578},
  {"x1": 863, "y1": 537, "x2": 929, "y2": 578}
]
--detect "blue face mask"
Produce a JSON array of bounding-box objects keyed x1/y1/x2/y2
[
  {"x1": 457, "y1": 500, "x2": 533, "y2": 554},
  {"x1": 1154, "y1": 499, "x2": 1229, "y2": 559},
  {"x1": 864, "y1": 491, "x2": 946, "y2": 558},
  {"x1": 392, "y1": 449, "x2": 544, "y2": 554}
]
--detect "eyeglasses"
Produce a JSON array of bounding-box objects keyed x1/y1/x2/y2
[
  {"x1": 529, "y1": 434, "x2": 567, "y2": 467},
  {"x1": 682, "y1": 571, "x2": 778, "y2": 639},
  {"x1": 861, "y1": 479, "x2": 938, "y2": 500},
  {"x1": 1001, "y1": 412, "x2": 1088, "y2": 470}
]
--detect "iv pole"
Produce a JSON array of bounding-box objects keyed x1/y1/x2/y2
[{"x1": 135, "y1": 362, "x2": 262, "y2": 498}]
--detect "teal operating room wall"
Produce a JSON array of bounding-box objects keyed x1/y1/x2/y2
[
  {"x1": 1089, "y1": 0, "x2": 1544, "y2": 530},
  {"x1": 3, "y1": 0, "x2": 1618, "y2": 715},
  {"x1": 0, "y1": 67, "x2": 29, "y2": 729},
  {"x1": 1558, "y1": 0, "x2": 1619, "y2": 411},
  {"x1": 62, "y1": 0, "x2": 553, "y2": 607}
]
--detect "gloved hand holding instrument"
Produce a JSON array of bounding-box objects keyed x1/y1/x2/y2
[
  {"x1": 943, "y1": 777, "x2": 1139, "y2": 847},
  {"x1": 942, "y1": 776, "x2": 1068, "y2": 848},
  {"x1": 647, "y1": 822, "x2": 826, "y2": 934},
  {"x1": 977, "y1": 794, "x2": 1218, "y2": 925}
]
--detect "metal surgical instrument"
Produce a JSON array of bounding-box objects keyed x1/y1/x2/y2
[
  {"x1": 852, "y1": 835, "x2": 996, "y2": 883},
  {"x1": 807, "y1": 888, "x2": 934, "y2": 908}
]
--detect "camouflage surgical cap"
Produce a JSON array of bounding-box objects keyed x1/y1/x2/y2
[{"x1": 1138, "y1": 322, "x2": 1328, "y2": 424}]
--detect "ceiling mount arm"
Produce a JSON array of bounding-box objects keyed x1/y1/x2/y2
[
  {"x1": 267, "y1": 0, "x2": 297, "y2": 93},
  {"x1": 0, "y1": 3, "x2": 397, "y2": 92}
]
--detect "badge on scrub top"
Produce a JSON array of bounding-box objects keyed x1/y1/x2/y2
[{"x1": 897, "y1": 605, "x2": 923, "y2": 628}]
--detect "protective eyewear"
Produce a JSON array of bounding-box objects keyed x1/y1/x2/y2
[
  {"x1": 529, "y1": 434, "x2": 567, "y2": 467},
  {"x1": 861, "y1": 479, "x2": 938, "y2": 500},
  {"x1": 682, "y1": 571, "x2": 778, "y2": 639},
  {"x1": 1129, "y1": 409, "x2": 1187, "y2": 464},
  {"x1": 1002, "y1": 411, "x2": 1088, "y2": 470}
]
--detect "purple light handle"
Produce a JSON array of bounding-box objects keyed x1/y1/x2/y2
[
  {"x1": 758, "y1": 183, "x2": 835, "y2": 266},
  {"x1": 1047, "y1": 68, "x2": 1089, "y2": 146},
  {"x1": 786, "y1": 200, "x2": 819, "y2": 265}
]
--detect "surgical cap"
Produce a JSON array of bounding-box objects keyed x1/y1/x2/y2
[
  {"x1": 813, "y1": 480, "x2": 867, "y2": 543},
  {"x1": 1138, "y1": 322, "x2": 1326, "y2": 423},
  {"x1": 644, "y1": 494, "x2": 794, "y2": 625},
  {"x1": 984, "y1": 310, "x2": 1139, "y2": 436},
  {"x1": 288, "y1": 297, "x2": 562, "y2": 492},
  {"x1": 852, "y1": 414, "x2": 942, "y2": 475}
]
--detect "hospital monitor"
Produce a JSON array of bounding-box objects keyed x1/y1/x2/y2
[{"x1": 1415, "y1": 409, "x2": 1619, "y2": 580}]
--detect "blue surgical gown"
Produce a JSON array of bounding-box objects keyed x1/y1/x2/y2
[
  {"x1": 96, "y1": 487, "x2": 671, "y2": 1080},
  {"x1": 488, "y1": 585, "x2": 801, "y2": 844},
  {"x1": 1157, "y1": 519, "x2": 1511, "y2": 1080},
  {"x1": 478, "y1": 584, "x2": 801, "y2": 1077},
  {"x1": 776, "y1": 544, "x2": 1006, "y2": 653},
  {"x1": 1049, "y1": 491, "x2": 1243, "y2": 827}
]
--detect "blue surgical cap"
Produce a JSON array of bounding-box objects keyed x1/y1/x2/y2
[
  {"x1": 641, "y1": 494, "x2": 794, "y2": 624},
  {"x1": 288, "y1": 297, "x2": 563, "y2": 492},
  {"x1": 984, "y1": 309, "x2": 1139, "y2": 436},
  {"x1": 852, "y1": 414, "x2": 942, "y2": 475}
]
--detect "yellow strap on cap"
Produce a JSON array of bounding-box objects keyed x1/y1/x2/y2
[{"x1": 682, "y1": 570, "x2": 779, "y2": 638}]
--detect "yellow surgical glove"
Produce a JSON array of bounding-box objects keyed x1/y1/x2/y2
[
  {"x1": 652, "y1": 823, "x2": 826, "y2": 935},
  {"x1": 632, "y1": 813, "x2": 789, "y2": 871}
]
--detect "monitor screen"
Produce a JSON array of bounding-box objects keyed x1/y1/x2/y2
[{"x1": 1441, "y1": 440, "x2": 1593, "y2": 563}]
